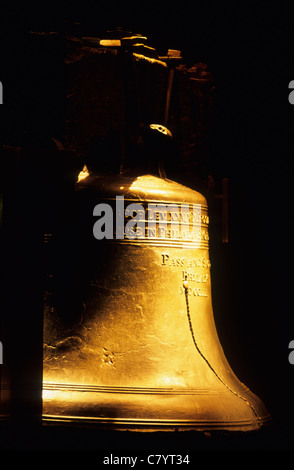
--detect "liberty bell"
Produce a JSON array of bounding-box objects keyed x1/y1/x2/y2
[{"x1": 42, "y1": 31, "x2": 270, "y2": 431}]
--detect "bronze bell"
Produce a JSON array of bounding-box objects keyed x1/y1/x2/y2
[{"x1": 42, "y1": 125, "x2": 271, "y2": 431}]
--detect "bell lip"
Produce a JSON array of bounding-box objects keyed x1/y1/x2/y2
[
  {"x1": 42, "y1": 381, "x2": 271, "y2": 433},
  {"x1": 42, "y1": 413, "x2": 272, "y2": 433}
]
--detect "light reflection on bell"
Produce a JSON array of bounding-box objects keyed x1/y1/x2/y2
[{"x1": 42, "y1": 158, "x2": 271, "y2": 431}]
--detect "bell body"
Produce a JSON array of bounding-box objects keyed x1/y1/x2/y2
[{"x1": 42, "y1": 173, "x2": 270, "y2": 431}]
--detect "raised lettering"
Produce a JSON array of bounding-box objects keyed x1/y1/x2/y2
[
  {"x1": 125, "y1": 203, "x2": 145, "y2": 239},
  {"x1": 161, "y1": 253, "x2": 170, "y2": 265}
]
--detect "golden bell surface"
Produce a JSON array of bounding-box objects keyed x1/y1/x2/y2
[{"x1": 42, "y1": 172, "x2": 271, "y2": 431}]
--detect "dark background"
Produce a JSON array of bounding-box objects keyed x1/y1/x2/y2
[{"x1": 1, "y1": 1, "x2": 294, "y2": 457}]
